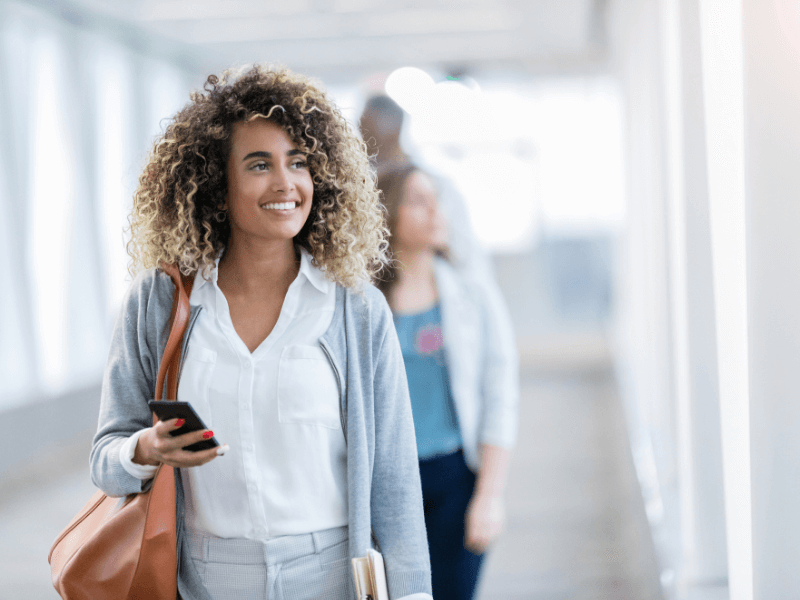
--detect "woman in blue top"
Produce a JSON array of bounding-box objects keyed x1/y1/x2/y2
[{"x1": 376, "y1": 165, "x2": 519, "y2": 600}]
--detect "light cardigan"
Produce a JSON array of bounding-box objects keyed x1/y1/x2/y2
[
  {"x1": 120, "y1": 250, "x2": 349, "y2": 539},
  {"x1": 433, "y1": 257, "x2": 519, "y2": 470},
  {"x1": 90, "y1": 267, "x2": 432, "y2": 600}
]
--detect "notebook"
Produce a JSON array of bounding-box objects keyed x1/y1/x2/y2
[{"x1": 351, "y1": 549, "x2": 389, "y2": 600}]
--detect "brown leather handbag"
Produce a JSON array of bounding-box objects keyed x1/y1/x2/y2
[{"x1": 48, "y1": 265, "x2": 194, "y2": 600}]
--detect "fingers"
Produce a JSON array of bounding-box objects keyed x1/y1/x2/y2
[
  {"x1": 464, "y1": 513, "x2": 490, "y2": 554},
  {"x1": 152, "y1": 417, "x2": 186, "y2": 437},
  {"x1": 162, "y1": 444, "x2": 227, "y2": 469},
  {"x1": 149, "y1": 418, "x2": 226, "y2": 468},
  {"x1": 153, "y1": 418, "x2": 212, "y2": 447},
  {"x1": 463, "y1": 495, "x2": 505, "y2": 554},
  {"x1": 465, "y1": 522, "x2": 492, "y2": 554},
  {"x1": 170, "y1": 426, "x2": 217, "y2": 449}
]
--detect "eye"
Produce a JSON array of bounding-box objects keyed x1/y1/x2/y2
[
  {"x1": 291, "y1": 158, "x2": 309, "y2": 169},
  {"x1": 250, "y1": 161, "x2": 268, "y2": 171}
]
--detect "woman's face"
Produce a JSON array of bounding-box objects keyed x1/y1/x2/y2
[
  {"x1": 224, "y1": 118, "x2": 314, "y2": 247},
  {"x1": 393, "y1": 171, "x2": 448, "y2": 253}
]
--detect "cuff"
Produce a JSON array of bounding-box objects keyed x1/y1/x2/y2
[
  {"x1": 387, "y1": 569, "x2": 432, "y2": 600},
  {"x1": 120, "y1": 428, "x2": 159, "y2": 480}
]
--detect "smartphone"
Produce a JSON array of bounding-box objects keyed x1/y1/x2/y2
[{"x1": 148, "y1": 401, "x2": 219, "y2": 452}]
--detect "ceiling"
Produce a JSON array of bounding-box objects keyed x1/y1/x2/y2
[{"x1": 45, "y1": 0, "x2": 610, "y2": 82}]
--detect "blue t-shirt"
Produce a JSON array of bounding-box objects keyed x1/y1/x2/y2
[{"x1": 393, "y1": 304, "x2": 463, "y2": 460}]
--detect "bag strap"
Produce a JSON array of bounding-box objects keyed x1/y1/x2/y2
[{"x1": 154, "y1": 264, "x2": 195, "y2": 403}]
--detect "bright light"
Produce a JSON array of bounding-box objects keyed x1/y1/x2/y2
[
  {"x1": 449, "y1": 152, "x2": 538, "y2": 253},
  {"x1": 385, "y1": 68, "x2": 626, "y2": 251},
  {"x1": 534, "y1": 80, "x2": 626, "y2": 234},
  {"x1": 699, "y1": 0, "x2": 752, "y2": 594},
  {"x1": 28, "y1": 32, "x2": 74, "y2": 393},
  {"x1": 94, "y1": 43, "x2": 134, "y2": 315},
  {"x1": 384, "y1": 67, "x2": 435, "y2": 116}
]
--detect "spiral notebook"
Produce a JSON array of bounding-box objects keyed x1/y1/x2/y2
[{"x1": 351, "y1": 549, "x2": 389, "y2": 600}]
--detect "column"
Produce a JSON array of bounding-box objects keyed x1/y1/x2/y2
[
  {"x1": 664, "y1": 0, "x2": 729, "y2": 592},
  {"x1": 610, "y1": 0, "x2": 678, "y2": 589},
  {"x1": 742, "y1": 1, "x2": 800, "y2": 597},
  {"x1": 699, "y1": 0, "x2": 751, "y2": 598}
]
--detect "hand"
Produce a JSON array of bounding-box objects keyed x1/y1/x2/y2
[
  {"x1": 464, "y1": 490, "x2": 505, "y2": 554},
  {"x1": 133, "y1": 418, "x2": 226, "y2": 468}
]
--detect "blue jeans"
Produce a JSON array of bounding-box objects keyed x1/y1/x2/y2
[{"x1": 419, "y1": 449, "x2": 486, "y2": 600}]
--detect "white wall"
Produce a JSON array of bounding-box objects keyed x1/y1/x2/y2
[
  {"x1": 742, "y1": 0, "x2": 800, "y2": 596},
  {"x1": 666, "y1": 0, "x2": 728, "y2": 590},
  {"x1": 615, "y1": 0, "x2": 800, "y2": 598}
]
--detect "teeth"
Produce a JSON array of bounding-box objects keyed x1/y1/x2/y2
[{"x1": 261, "y1": 202, "x2": 296, "y2": 210}]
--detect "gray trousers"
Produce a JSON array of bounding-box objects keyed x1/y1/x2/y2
[{"x1": 188, "y1": 526, "x2": 351, "y2": 600}]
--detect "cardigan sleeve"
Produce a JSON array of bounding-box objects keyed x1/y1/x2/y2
[
  {"x1": 476, "y1": 276, "x2": 520, "y2": 450},
  {"x1": 90, "y1": 270, "x2": 163, "y2": 497},
  {"x1": 369, "y1": 315, "x2": 433, "y2": 598}
]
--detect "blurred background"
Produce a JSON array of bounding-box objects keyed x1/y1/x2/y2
[{"x1": 1, "y1": 0, "x2": 798, "y2": 599}]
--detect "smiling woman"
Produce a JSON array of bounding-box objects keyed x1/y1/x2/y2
[
  {"x1": 89, "y1": 64, "x2": 432, "y2": 600},
  {"x1": 224, "y1": 119, "x2": 314, "y2": 251},
  {"x1": 127, "y1": 65, "x2": 386, "y2": 288}
]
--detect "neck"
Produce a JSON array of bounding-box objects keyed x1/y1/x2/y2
[
  {"x1": 394, "y1": 247, "x2": 435, "y2": 283},
  {"x1": 389, "y1": 247, "x2": 438, "y2": 313},
  {"x1": 218, "y1": 236, "x2": 299, "y2": 296}
]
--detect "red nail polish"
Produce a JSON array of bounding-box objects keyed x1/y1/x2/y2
[
  {"x1": 202, "y1": 431, "x2": 214, "y2": 440},
  {"x1": 174, "y1": 419, "x2": 185, "y2": 428}
]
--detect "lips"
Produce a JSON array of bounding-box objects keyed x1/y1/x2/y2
[{"x1": 260, "y1": 201, "x2": 299, "y2": 210}]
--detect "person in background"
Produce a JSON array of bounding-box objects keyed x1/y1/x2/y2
[
  {"x1": 376, "y1": 164, "x2": 519, "y2": 600},
  {"x1": 359, "y1": 94, "x2": 408, "y2": 178},
  {"x1": 90, "y1": 65, "x2": 432, "y2": 600},
  {"x1": 359, "y1": 94, "x2": 494, "y2": 278}
]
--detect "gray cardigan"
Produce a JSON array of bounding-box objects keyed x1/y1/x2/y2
[{"x1": 90, "y1": 268, "x2": 432, "y2": 600}]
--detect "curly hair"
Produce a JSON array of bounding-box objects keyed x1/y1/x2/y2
[{"x1": 127, "y1": 64, "x2": 388, "y2": 288}]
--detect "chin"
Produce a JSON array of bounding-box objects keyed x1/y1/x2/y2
[
  {"x1": 266, "y1": 219, "x2": 307, "y2": 240},
  {"x1": 432, "y1": 237, "x2": 449, "y2": 250}
]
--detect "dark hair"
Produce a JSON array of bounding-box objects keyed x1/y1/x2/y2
[
  {"x1": 361, "y1": 95, "x2": 405, "y2": 132},
  {"x1": 376, "y1": 164, "x2": 449, "y2": 294}
]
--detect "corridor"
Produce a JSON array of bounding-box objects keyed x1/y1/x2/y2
[{"x1": 0, "y1": 361, "x2": 662, "y2": 600}]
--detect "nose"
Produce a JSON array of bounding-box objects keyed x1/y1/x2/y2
[{"x1": 270, "y1": 164, "x2": 293, "y2": 193}]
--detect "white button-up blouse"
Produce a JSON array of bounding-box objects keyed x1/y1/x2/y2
[{"x1": 120, "y1": 248, "x2": 346, "y2": 540}]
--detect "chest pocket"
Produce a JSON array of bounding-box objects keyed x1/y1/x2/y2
[
  {"x1": 177, "y1": 344, "x2": 217, "y2": 429},
  {"x1": 278, "y1": 345, "x2": 340, "y2": 429}
]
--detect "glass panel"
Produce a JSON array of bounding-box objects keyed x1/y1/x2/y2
[
  {"x1": 92, "y1": 40, "x2": 136, "y2": 315},
  {"x1": 27, "y1": 30, "x2": 75, "y2": 394}
]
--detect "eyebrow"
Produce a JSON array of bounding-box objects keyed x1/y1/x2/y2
[{"x1": 242, "y1": 149, "x2": 305, "y2": 161}]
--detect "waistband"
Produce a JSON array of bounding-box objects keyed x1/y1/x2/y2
[
  {"x1": 188, "y1": 525, "x2": 349, "y2": 566},
  {"x1": 418, "y1": 447, "x2": 464, "y2": 464}
]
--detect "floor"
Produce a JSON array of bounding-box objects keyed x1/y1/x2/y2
[
  {"x1": 475, "y1": 367, "x2": 663, "y2": 600},
  {"x1": 0, "y1": 365, "x2": 663, "y2": 600}
]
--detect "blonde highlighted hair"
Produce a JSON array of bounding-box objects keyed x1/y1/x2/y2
[{"x1": 127, "y1": 65, "x2": 388, "y2": 288}]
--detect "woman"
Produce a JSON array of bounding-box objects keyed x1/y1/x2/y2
[
  {"x1": 376, "y1": 165, "x2": 519, "y2": 600},
  {"x1": 90, "y1": 66, "x2": 431, "y2": 600}
]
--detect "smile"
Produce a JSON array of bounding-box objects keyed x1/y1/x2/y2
[{"x1": 260, "y1": 201, "x2": 299, "y2": 210}]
